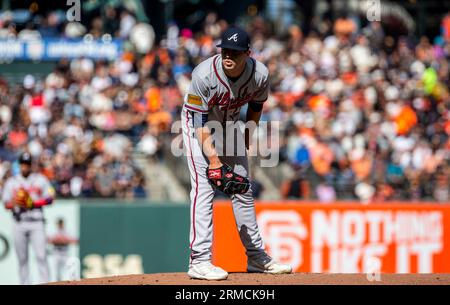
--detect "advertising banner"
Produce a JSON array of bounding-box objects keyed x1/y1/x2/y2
[
  {"x1": 0, "y1": 38, "x2": 123, "y2": 61},
  {"x1": 212, "y1": 201, "x2": 450, "y2": 273}
]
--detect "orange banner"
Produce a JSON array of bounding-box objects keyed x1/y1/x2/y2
[{"x1": 212, "y1": 201, "x2": 450, "y2": 273}]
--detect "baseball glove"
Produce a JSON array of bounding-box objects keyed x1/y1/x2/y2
[
  {"x1": 206, "y1": 164, "x2": 250, "y2": 195},
  {"x1": 14, "y1": 188, "x2": 33, "y2": 209}
]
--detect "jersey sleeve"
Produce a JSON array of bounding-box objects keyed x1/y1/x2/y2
[
  {"x1": 252, "y1": 63, "x2": 270, "y2": 103},
  {"x1": 184, "y1": 72, "x2": 210, "y2": 114},
  {"x1": 39, "y1": 175, "x2": 56, "y2": 200},
  {"x1": 31, "y1": 175, "x2": 56, "y2": 208}
]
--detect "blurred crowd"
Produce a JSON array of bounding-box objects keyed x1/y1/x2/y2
[
  {"x1": 0, "y1": 6, "x2": 149, "y2": 199},
  {"x1": 0, "y1": 7, "x2": 138, "y2": 40},
  {"x1": 0, "y1": 67, "x2": 147, "y2": 199},
  {"x1": 0, "y1": 5, "x2": 449, "y2": 202},
  {"x1": 270, "y1": 14, "x2": 450, "y2": 203}
]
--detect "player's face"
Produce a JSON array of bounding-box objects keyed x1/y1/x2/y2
[
  {"x1": 221, "y1": 48, "x2": 249, "y2": 72},
  {"x1": 20, "y1": 163, "x2": 31, "y2": 177}
]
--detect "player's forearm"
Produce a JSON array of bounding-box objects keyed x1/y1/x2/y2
[
  {"x1": 195, "y1": 127, "x2": 222, "y2": 168},
  {"x1": 245, "y1": 104, "x2": 263, "y2": 149},
  {"x1": 33, "y1": 197, "x2": 53, "y2": 208}
]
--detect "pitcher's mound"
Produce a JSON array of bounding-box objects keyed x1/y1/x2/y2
[{"x1": 50, "y1": 273, "x2": 450, "y2": 285}]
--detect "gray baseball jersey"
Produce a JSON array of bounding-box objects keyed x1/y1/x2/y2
[
  {"x1": 184, "y1": 54, "x2": 269, "y2": 123},
  {"x1": 181, "y1": 54, "x2": 272, "y2": 266},
  {"x1": 2, "y1": 173, "x2": 54, "y2": 221},
  {"x1": 2, "y1": 173, "x2": 54, "y2": 284}
]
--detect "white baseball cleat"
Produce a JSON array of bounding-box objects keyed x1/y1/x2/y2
[
  {"x1": 247, "y1": 258, "x2": 293, "y2": 274},
  {"x1": 188, "y1": 261, "x2": 228, "y2": 280}
]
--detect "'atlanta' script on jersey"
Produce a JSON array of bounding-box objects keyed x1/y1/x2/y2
[{"x1": 208, "y1": 85, "x2": 265, "y2": 110}]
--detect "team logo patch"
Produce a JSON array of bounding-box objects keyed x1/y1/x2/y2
[{"x1": 187, "y1": 94, "x2": 202, "y2": 106}]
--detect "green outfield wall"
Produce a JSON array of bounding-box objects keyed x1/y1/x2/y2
[
  {"x1": 79, "y1": 202, "x2": 191, "y2": 278},
  {"x1": 0, "y1": 200, "x2": 191, "y2": 284}
]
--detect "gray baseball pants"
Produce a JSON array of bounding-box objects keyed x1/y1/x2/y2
[
  {"x1": 182, "y1": 111, "x2": 268, "y2": 266},
  {"x1": 12, "y1": 220, "x2": 49, "y2": 285}
]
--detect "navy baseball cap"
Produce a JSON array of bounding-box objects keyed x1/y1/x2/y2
[
  {"x1": 18, "y1": 152, "x2": 32, "y2": 164},
  {"x1": 216, "y1": 27, "x2": 250, "y2": 51}
]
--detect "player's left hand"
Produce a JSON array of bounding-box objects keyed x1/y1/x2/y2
[
  {"x1": 14, "y1": 188, "x2": 33, "y2": 209},
  {"x1": 206, "y1": 164, "x2": 250, "y2": 195}
]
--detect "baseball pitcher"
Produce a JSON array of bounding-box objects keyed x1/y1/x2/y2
[
  {"x1": 2, "y1": 152, "x2": 55, "y2": 285},
  {"x1": 181, "y1": 26, "x2": 292, "y2": 280}
]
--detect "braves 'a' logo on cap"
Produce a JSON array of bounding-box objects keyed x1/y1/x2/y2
[{"x1": 227, "y1": 33, "x2": 238, "y2": 42}]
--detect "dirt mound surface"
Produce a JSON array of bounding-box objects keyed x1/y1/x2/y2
[{"x1": 50, "y1": 273, "x2": 450, "y2": 285}]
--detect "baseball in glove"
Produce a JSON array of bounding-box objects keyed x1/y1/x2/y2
[
  {"x1": 206, "y1": 164, "x2": 250, "y2": 195},
  {"x1": 14, "y1": 188, "x2": 33, "y2": 209}
]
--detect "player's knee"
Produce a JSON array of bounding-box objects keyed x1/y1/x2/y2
[
  {"x1": 233, "y1": 191, "x2": 254, "y2": 204},
  {"x1": 17, "y1": 254, "x2": 28, "y2": 264},
  {"x1": 36, "y1": 253, "x2": 47, "y2": 263}
]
